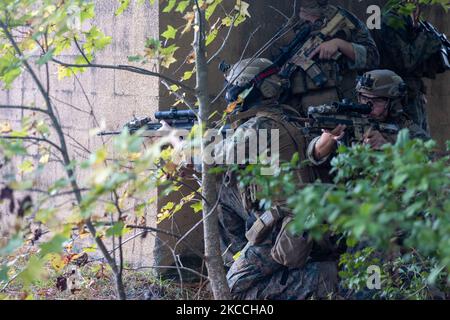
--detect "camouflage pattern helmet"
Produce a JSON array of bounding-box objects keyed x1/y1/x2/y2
[
  {"x1": 225, "y1": 58, "x2": 282, "y2": 101},
  {"x1": 356, "y1": 69, "x2": 406, "y2": 99},
  {"x1": 226, "y1": 58, "x2": 272, "y2": 87}
]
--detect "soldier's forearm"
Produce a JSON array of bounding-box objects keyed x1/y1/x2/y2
[{"x1": 335, "y1": 38, "x2": 356, "y2": 61}]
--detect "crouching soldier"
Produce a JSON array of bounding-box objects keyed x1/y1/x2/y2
[
  {"x1": 308, "y1": 69, "x2": 430, "y2": 165},
  {"x1": 224, "y1": 62, "x2": 345, "y2": 300},
  {"x1": 217, "y1": 57, "x2": 316, "y2": 268}
]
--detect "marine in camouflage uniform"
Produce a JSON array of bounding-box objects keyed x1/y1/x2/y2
[
  {"x1": 303, "y1": 69, "x2": 430, "y2": 299},
  {"x1": 278, "y1": 0, "x2": 379, "y2": 114},
  {"x1": 371, "y1": 12, "x2": 443, "y2": 134},
  {"x1": 217, "y1": 58, "x2": 316, "y2": 268},
  {"x1": 226, "y1": 220, "x2": 343, "y2": 300},
  {"x1": 306, "y1": 69, "x2": 429, "y2": 168},
  {"x1": 220, "y1": 58, "x2": 345, "y2": 299}
]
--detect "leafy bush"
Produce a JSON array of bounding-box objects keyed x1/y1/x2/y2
[{"x1": 234, "y1": 130, "x2": 450, "y2": 299}]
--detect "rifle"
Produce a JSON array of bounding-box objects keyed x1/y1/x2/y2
[
  {"x1": 98, "y1": 108, "x2": 198, "y2": 137},
  {"x1": 420, "y1": 20, "x2": 450, "y2": 72},
  {"x1": 272, "y1": 23, "x2": 312, "y2": 68},
  {"x1": 302, "y1": 99, "x2": 400, "y2": 145},
  {"x1": 280, "y1": 12, "x2": 356, "y2": 87}
]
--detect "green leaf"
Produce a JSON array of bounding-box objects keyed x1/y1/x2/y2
[
  {"x1": 128, "y1": 55, "x2": 145, "y2": 62},
  {"x1": 19, "y1": 256, "x2": 46, "y2": 286},
  {"x1": 106, "y1": 221, "x2": 126, "y2": 237},
  {"x1": 206, "y1": 0, "x2": 222, "y2": 20},
  {"x1": 0, "y1": 265, "x2": 9, "y2": 283},
  {"x1": 162, "y1": 202, "x2": 175, "y2": 211},
  {"x1": 116, "y1": 0, "x2": 131, "y2": 16},
  {"x1": 395, "y1": 129, "x2": 410, "y2": 148},
  {"x1": 176, "y1": 0, "x2": 190, "y2": 13},
  {"x1": 36, "y1": 48, "x2": 55, "y2": 65},
  {"x1": 163, "y1": 0, "x2": 177, "y2": 13},
  {"x1": 162, "y1": 25, "x2": 177, "y2": 40},
  {"x1": 190, "y1": 201, "x2": 202, "y2": 213},
  {"x1": 39, "y1": 234, "x2": 69, "y2": 257},
  {"x1": 0, "y1": 234, "x2": 23, "y2": 256},
  {"x1": 206, "y1": 29, "x2": 218, "y2": 46},
  {"x1": 182, "y1": 70, "x2": 194, "y2": 81}
]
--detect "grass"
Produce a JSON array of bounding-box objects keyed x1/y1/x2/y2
[{"x1": 0, "y1": 253, "x2": 213, "y2": 300}]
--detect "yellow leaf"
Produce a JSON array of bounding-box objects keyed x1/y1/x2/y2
[
  {"x1": 226, "y1": 98, "x2": 242, "y2": 114},
  {"x1": 182, "y1": 12, "x2": 195, "y2": 34},
  {"x1": 128, "y1": 152, "x2": 142, "y2": 161},
  {"x1": 18, "y1": 160, "x2": 34, "y2": 174},
  {"x1": 39, "y1": 153, "x2": 50, "y2": 164},
  {"x1": 161, "y1": 54, "x2": 177, "y2": 69},
  {"x1": 233, "y1": 250, "x2": 241, "y2": 261},
  {"x1": 0, "y1": 122, "x2": 12, "y2": 133},
  {"x1": 48, "y1": 253, "x2": 66, "y2": 272},
  {"x1": 235, "y1": 0, "x2": 251, "y2": 18},
  {"x1": 118, "y1": 191, "x2": 129, "y2": 209}
]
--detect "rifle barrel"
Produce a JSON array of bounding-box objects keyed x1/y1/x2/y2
[{"x1": 98, "y1": 131, "x2": 122, "y2": 136}]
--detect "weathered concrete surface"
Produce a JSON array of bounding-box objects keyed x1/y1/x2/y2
[{"x1": 0, "y1": 0, "x2": 160, "y2": 267}]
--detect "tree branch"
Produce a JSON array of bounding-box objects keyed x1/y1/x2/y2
[
  {"x1": 0, "y1": 18, "x2": 124, "y2": 299},
  {"x1": 0, "y1": 105, "x2": 49, "y2": 114},
  {"x1": 51, "y1": 58, "x2": 196, "y2": 94},
  {"x1": 0, "y1": 135, "x2": 63, "y2": 153}
]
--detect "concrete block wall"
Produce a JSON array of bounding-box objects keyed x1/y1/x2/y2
[{"x1": 1, "y1": 0, "x2": 160, "y2": 266}]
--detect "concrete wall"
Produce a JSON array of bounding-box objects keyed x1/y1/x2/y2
[{"x1": 0, "y1": 0, "x2": 160, "y2": 266}]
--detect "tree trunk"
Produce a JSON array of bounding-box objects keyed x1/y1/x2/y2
[{"x1": 194, "y1": 8, "x2": 231, "y2": 300}]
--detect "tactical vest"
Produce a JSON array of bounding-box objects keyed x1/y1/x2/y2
[
  {"x1": 288, "y1": 5, "x2": 358, "y2": 114},
  {"x1": 227, "y1": 103, "x2": 315, "y2": 214}
]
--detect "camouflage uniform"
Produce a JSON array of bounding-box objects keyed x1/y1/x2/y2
[
  {"x1": 218, "y1": 55, "x2": 344, "y2": 298},
  {"x1": 371, "y1": 13, "x2": 443, "y2": 133},
  {"x1": 217, "y1": 57, "x2": 318, "y2": 268},
  {"x1": 218, "y1": 104, "x2": 345, "y2": 299},
  {"x1": 226, "y1": 206, "x2": 344, "y2": 300},
  {"x1": 306, "y1": 112, "x2": 430, "y2": 166},
  {"x1": 217, "y1": 103, "x2": 315, "y2": 267},
  {"x1": 227, "y1": 238, "x2": 339, "y2": 300},
  {"x1": 280, "y1": 2, "x2": 380, "y2": 114},
  {"x1": 306, "y1": 69, "x2": 430, "y2": 165}
]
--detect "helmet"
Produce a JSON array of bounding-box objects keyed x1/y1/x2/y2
[
  {"x1": 225, "y1": 58, "x2": 283, "y2": 104},
  {"x1": 356, "y1": 69, "x2": 406, "y2": 99},
  {"x1": 300, "y1": 0, "x2": 329, "y2": 15},
  {"x1": 356, "y1": 69, "x2": 407, "y2": 116}
]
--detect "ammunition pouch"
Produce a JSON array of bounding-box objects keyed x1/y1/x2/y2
[
  {"x1": 291, "y1": 61, "x2": 340, "y2": 94},
  {"x1": 271, "y1": 216, "x2": 313, "y2": 268},
  {"x1": 291, "y1": 66, "x2": 358, "y2": 115},
  {"x1": 245, "y1": 207, "x2": 284, "y2": 245}
]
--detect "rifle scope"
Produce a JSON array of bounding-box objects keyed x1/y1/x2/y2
[{"x1": 154, "y1": 108, "x2": 198, "y2": 120}]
